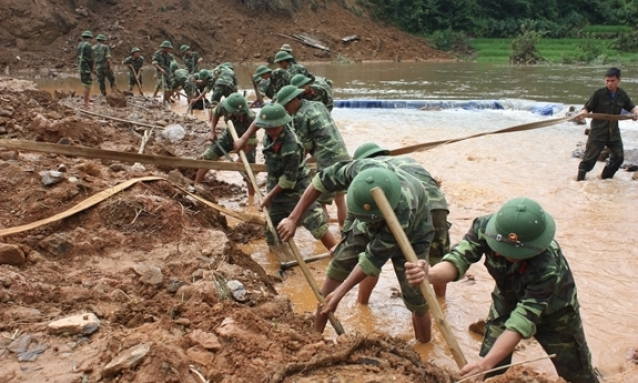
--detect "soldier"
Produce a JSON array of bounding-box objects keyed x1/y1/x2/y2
[
  {"x1": 353, "y1": 142, "x2": 450, "y2": 300},
  {"x1": 195, "y1": 94, "x2": 257, "y2": 196},
  {"x1": 276, "y1": 85, "x2": 350, "y2": 226},
  {"x1": 253, "y1": 65, "x2": 290, "y2": 101},
  {"x1": 77, "y1": 30, "x2": 94, "y2": 107},
  {"x1": 92, "y1": 34, "x2": 116, "y2": 96},
  {"x1": 152, "y1": 40, "x2": 175, "y2": 100},
  {"x1": 405, "y1": 197, "x2": 599, "y2": 383},
  {"x1": 180, "y1": 45, "x2": 203, "y2": 74},
  {"x1": 273, "y1": 51, "x2": 315, "y2": 82},
  {"x1": 575, "y1": 67, "x2": 638, "y2": 181},
  {"x1": 192, "y1": 63, "x2": 237, "y2": 108},
  {"x1": 255, "y1": 103, "x2": 337, "y2": 251},
  {"x1": 277, "y1": 163, "x2": 435, "y2": 342},
  {"x1": 122, "y1": 47, "x2": 144, "y2": 94},
  {"x1": 279, "y1": 43, "x2": 298, "y2": 64},
  {"x1": 171, "y1": 62, "x2": 188, "y2": 92},
  {"x1": 291, "y1": 74, "x2": 333, "y2": 112}
]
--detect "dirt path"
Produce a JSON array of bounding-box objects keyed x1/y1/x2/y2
[{"x1": 0, "y1": 0, "x2": 447, "y2": 72}]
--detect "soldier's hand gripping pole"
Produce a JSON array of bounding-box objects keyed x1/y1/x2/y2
[{"x1": 370, "y1": 186, "x2": 467, "y2": 369}]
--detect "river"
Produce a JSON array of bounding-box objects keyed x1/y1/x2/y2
[{"x1": 32, "y1": 62, "x2": 638, "y2": 380}]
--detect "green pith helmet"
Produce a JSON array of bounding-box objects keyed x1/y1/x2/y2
[
  {"x1": 255, "y1": 103, "x2": 292, "y2": 129},
  {"x1": 96, "y1": 34, "x2": 106, "y2": 41},
  {"x1": 222, "y1": 62, "x2": 234, "y2": 70},
  {"x1": 81, "y1": 30, "x2": 93, "y2": 38},
  {"x1": 131, "y1": 47, "x2": 142, "y2": 54},
  {"x1": 254, "y1": 65, "x2": 272, "y2": 77},
  {"x1": 199, "y1": 69, "x2": 212, "y2": 80},
  {"x1": 275, "y1": 85, "x2": 304, "y2": 106},
  {"x1": 180, "y1": 44, "x2": 190, "y2": 53},
  {"x1": 160, "y1": 40, "x2": 174, "y2": 49},
  {"x1": 346, "y1": 168, "x2": 401, "y2": 223},
  {"x1": 273, "y1": 50, "x2": 294, "y2": 63},
  {"x1": 353, "y1": 143, "x2": 390, "y2": 160},
  {"x1": 253, "y1": 74, "x2": 262, "y2": 83},
  {"x1": 485, "y1": 197, "x2": 556, "y2": 259},
  {"x1": 290, "y1": 74, "x2": 312, "y2": 88},
  {"x1": 170, "y1": 61, "x2": 179, "y2": 71},
  {"x1": 223, "y1": 93, "x2": 249, "y2": 114},
  {"x1": 280, "y1": 43, "x2": 293, "y2": 52}
]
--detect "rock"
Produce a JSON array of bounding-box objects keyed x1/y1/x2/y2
[
  {"x1": 0, "y1": 109, "x2": 13, "y2": 118},
  {"x1": 47, "y1": 111, "x2": 63, "y2": 120},
  {"x1": 57, "y1": 164, "x2": 67, "y2": 172},
  {"x1": 109, "y1": 163, "x2": 126, "y2": 172},
  {"x1": 75, "y1": 8, "x2": 89, "y2": 17},
  {"x1": 161, "y1": 124, "x2": 186, "y2": 143},
  {"x1": 39, "y1": 233, "x2": 73, "y2": 256},
  {"x1": 48, "y1": 313, "x2": 100, "y2": 336},
  {"x1": 18, "y1": 342, "x2": 48, "y2": 362},
  {"x1": 131, "y1": 163, "x2": 146, "y2": 172},
  {"x1": 102, "y1": 342, "x2": 152, "y2": 377},
  {"x1": 39, "y1": 170, "x2": 65, "y2": 186},
  {"x1": 188, "y1": 329, "x2": 222, "y2": 351},
  {"x1": 8, "y1": 334, "x2": 32, "y2": 353},
  {"x1": 201, "y1": 230, "x2": 229, "y2": 257},
  {"x1": 0, "y1": 243, "x2": 26, "y2": 266},
  {"x1": 132, "y1": 264, "x2": 163, "y2": 285},
  {"x1": 0, "y1": 151, "x2": 19, "y2": 161},
  {"x1": 215, "y1": 317, "x2": 240, "y2": 337},
  {"x1": 106, "y1": 89, "x2": 127, "y2": 108},
  {"x1": 28, "y1": 99, "x2": 39, "y2": 107},
  {"x1": 167, "y1": 278, "x2": 185, "y2": 293},
  {"x1": 253, "y1": 52, "x2": 261, "y2": 58},
  {"x1": 226, "y1": 280, "x2": 247, "y2": 302},
  {"x1": 186, "y1": 345, "x2": 215, "y2": 365},
  {"x1": 57, "y1": 137, "x2": 71, "y2": 145},
  {"x1": 122, "y1": 90, "x2": 134, "y2": 97},
  {"x1": 31, "y1": 113, "x2": 51, "y2": 131},
  {"x1": 173, "y1": 318, "x2": 191, "y2": 326}
]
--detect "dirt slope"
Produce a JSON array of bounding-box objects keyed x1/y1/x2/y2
[{"x1": 0, "y1": 0, "x2": 447, "y2": 71}]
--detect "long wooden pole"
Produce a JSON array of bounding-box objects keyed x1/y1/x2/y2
[
  {"x1": 456, "y1": 354, "x2": 556, "y2": 383},
  {"x1": 370, "y1": 187, "x2": 467, "y2": 369}
]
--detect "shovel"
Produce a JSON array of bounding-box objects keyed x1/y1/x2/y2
[
  {"x1": 134, "y1": 69, "x2": 145, "y2": 97},
  {"x1": 280, "y1": 252, "x2": 331, "y2": 270},
  {"x1": 161, "y1": 74, "x2": 171, "y2": 111}
]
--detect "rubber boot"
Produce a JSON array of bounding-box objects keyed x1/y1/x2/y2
[
  {"x1": 576, "y1": 169, "x2": 587, "y2": 181},
  {"x1": 601, "y1": 166, "x2": 616, "y2": 180}
]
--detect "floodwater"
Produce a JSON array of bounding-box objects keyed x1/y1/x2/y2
[{"x1": 32, "y1": 62, "x2": 638, "y2": 379}]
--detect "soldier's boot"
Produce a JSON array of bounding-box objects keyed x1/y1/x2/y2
[
  {"x1": 601, "y1": 166, "x2": 617, "y2": 180},
  {"x1": 576, "y1": 169, "x2": 587, "y2": 181},
  {"x1": 101, "y1": 90, "x2": 107, "y2": 96}
]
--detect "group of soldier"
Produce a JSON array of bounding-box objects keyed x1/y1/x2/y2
[{"x1": 75, "y1": 31, "x2": 628, "y2": 382}]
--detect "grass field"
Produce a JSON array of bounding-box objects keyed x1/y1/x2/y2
[{"x1": 472, "y1": 38, "x2": 638, "y2": 64}]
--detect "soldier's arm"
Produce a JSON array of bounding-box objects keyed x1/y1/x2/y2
[
  {"x1": 262, "y1": 141, "x2": 302, "y2": 207},
  {"x1": 460, "y1": 331, "x2": 523, "y2": 378},
  {"x1": 437, "y1": 217, "x2": 490, "y2": 281},
  {"x1": 233, "y1": 121, "x2": 259, "y2": 152},
  {"x1": 583, "y1": 90, "x2": 598, "y2": 113},
  {"x1": 278, "y1": 180, "x2": 323, "y2": 240}
]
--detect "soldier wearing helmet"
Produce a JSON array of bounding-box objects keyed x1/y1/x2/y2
[
  {"x1": 290, "y1": 74, "x2": 333, "y2": 112},
  {"x1": 273, "y1": 50, "x2": 315, "y2": 82},
  {"x1": 92, "y1": 34, "x2": 116, "y2": 96},
  {"x1": 77, "y1": 30, "x2": 95, "y2": 107},
  {"x1": 151, "y1": 40, "x2": 175, "y2": 100},
  {"x1": 277, "y1": 160, "x2": 435, "y2": 343},
  {"x1": 195, "y1": 93, "x2": 257, "y2": 197},
  {"x1": 122, "y1": 47, "x2": 144, "y2": 94},
  {"x1": 406, "y1": 198, "x2": 599, "y2": 383},
  {"x1": 252, "y1": 65, "x2": 290, "y2": 103},
  {"x1": 180, "y1": 45, "x2": 203, "y2": 74},
  {"x1": 278, "y1": 43, "x2": 297, "y2": 64},
  {"x1": 252, "y1": 103, "x2": 337, "y2": 253}
]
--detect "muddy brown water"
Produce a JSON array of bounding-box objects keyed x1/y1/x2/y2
[{"x1": 31, "y1": 62, "x2": 638, "y2": 380}]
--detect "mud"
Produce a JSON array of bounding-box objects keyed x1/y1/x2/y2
[
  {"x1": 0, "y1": 0, "x2": 447, "y2": 72},
  {"x1": 0, "y1": 78, "x2": 464, "y2": 382}
]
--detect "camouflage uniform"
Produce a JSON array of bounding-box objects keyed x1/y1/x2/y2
[
  {"x1": 374, "y1": 155, "x2": 449, "y2": 267},
  {"x1": 302, "y1": 83, "x2": 334, "y2": 112},
  {"x1": 207, "y1": 67, "x2": 237, "y2": 105},
  {"x1": 172, "y1": 68, "x2": 190, "y2": 91},
  {"x1": 122, "y1": 55, "x2": 144, "y2": 88},
  {"x1": 152, "y1": 49, "x2": 174, "y2": 91},
  {"x1": 579, "y1": 87, "x2": 636, "y2": 179},
  {"x1": 183, "y1": 51, "x2": 202, "y2": 74},
  {"x1": 202, "y1": 104, "x2": 257, "y2": 163},
  {"x1": 77, "y1": 40, "x2": 93, "y2": 88},
  {"x1": 262, "y1": 69, "x2": 290, "y2": 100},
  {"x1": 286, "y1": 62, "x2": 315, "y2": 82},
  {"x1": 443, "y1": 215, "x2": 599, "y2": 383},
  {"x1": 92, "y1": 42, "x2": 115, "y2": 94},
  {"x1": 313, "y1": 159, "x2": 434, "y2": 314},
  {"x1": 263, "y1": 125, "x2": 328, "y2": 243},
  {"x1": 291, "y1": 100, "x2": 350, "y2": 204}
]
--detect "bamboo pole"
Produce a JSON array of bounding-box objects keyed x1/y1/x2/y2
[{"x1": 370, "y1": 187, "x2": 467, "y2": 369}]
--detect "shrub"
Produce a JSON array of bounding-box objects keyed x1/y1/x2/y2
[
  {"x1": 509, "y1": 28, "x2": 544, "y2": 64},
  {"x1": 430, "y1": 29, "x2": 474, "y2": 54}
]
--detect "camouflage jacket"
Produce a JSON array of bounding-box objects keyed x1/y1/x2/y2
[
  {"x1": 302, "y1": 83, "x2": 334, "y2": 112},
  {"x1": 375, "y1": 155, "x2": 448, "y2": 211},
  {"x1": 182, "y1": 77, "x2": 199, "y2": 98},
  {"x1": 206, "y1": 67, "x2": 237, "y2": 91},
  {"x1": 151, "y1": 50, "x2": 174, "y2": 75},
  {"x1": 92, "y1": 42, "x2": 111, "y2": 68},
  {"x1": 263, "y1": 125, "x2": 311, "y2": 202},
  {"x1": 258, "y1": 78, "x2": 271, "y2": 98},
  {"x1": 122, "y1": 55, "x2": 144, "y2": 74},
  {"x1": 286, "y1": 63, "x2": 315, "y2": 82},
  {"x1": 291, "y1": 100, "x2": 350, "y2": 169},
  {"x1": 76, "y1": 41, "x2": 93, "y2": 67},
  {"x1": 313, "y1": 159, "x2": 434, "y2": 276},
  {"x1": 213, "y1": 103, "x2": 257, "y2": 140},
  {"x1": 584, "y1": 87, "x2": 636, "y2": 142},
  {"x1": 173, "y1": 69, "x2": 190, "y2": 84},
  {"x1": 183, "y1": 51, "x2": 201, "y2": 73},
  {"x1": 263, "y1": 69, "x2": 290, "y2": 100},
  {"x1": 442, "y1": 214, "x2": 580, "y2": 339}
]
